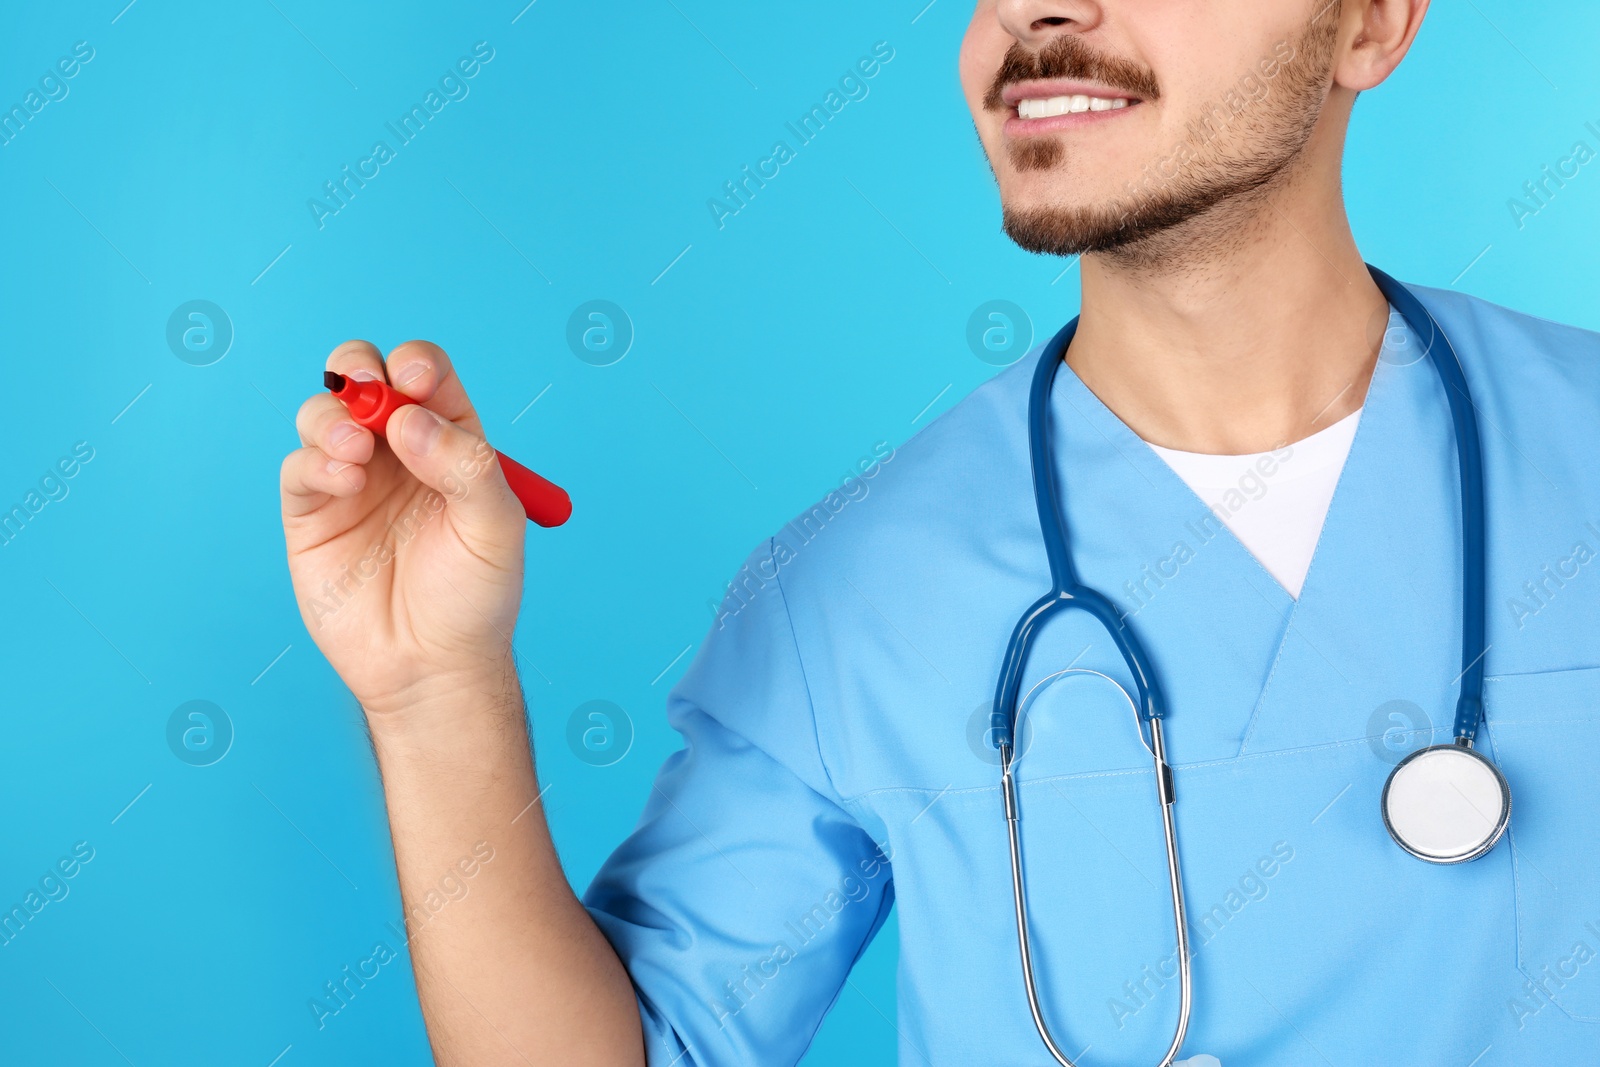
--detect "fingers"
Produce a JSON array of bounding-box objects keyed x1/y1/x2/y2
[
  {"x1": 385, "y1": 404, "x2": 521, "y2": 530},
  {"x1": 281, "y1": 446, "x2": 367, "y2": 518},
  {"x1": 283, "y1": 340, "x2": 387, "y2": 521},
  {"x1": 292, "y1": 340, "x2": 494, "y2": 528},
  {"x1": 382, "y1": 340, "x2": 483, "y2": 433},
  {"x1": 327, "y1": 339, "x2": 388, "y2": 384},
  {"x1": 295, "y1": 393, "x2": 375, "y2": 464}
]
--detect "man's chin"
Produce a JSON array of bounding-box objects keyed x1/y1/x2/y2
[
  {"x1": 1001, "y1": 187, "x2": 1228, "y2": 260},
  {"x1": 1001, "y1": 203, "x2": 1143, "y2": 258}
]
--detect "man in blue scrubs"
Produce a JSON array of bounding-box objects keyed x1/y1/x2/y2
[{"x1": 281, "y1": 0, "x2": 1600, "y2": 1063}]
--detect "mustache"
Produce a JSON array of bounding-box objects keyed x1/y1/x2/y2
[{"x1": 984, "y1": 35, "x2": 1162, "y2": 109}]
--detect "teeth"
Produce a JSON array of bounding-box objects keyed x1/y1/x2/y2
[{"x1": 1017, "y1": 94, "x2": 1132, "y2": 119}]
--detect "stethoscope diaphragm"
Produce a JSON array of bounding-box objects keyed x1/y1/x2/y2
[{"x1": 1380, "y1": 742, "x2": 1510, "y2": 864}]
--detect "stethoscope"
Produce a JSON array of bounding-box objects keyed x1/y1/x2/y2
[{"x1": 991, "y1": 265, "x2": 1510, "y2": 1067}]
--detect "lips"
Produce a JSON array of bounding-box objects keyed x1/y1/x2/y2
[
  {"x1": 1017, "y1": 94, "x2": 1132, "y2": 118},
  {"x1": 999, "y1": 79, "x2": 1142, "y2": 136}
]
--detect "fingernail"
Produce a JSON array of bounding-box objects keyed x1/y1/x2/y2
[
  {"x1": 393, "y1": 362, "x2": 429, "y2": 388},
  {"x1": 402, "y1": 407, "x2": 443, "y2": 456},
  {"x1": 348, "y1": 369, "x2": 380, "y2": 382},
  {"x1": 328, "y1": 421, "x2": 361, "y2": 451},
  {"x1": 326, "y1": 460, "x2": 353, "y2": 475}
]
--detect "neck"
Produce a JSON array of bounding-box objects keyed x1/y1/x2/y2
[{"x1": 1066, "y1": 163, "x2": 1387, "y2": 455}]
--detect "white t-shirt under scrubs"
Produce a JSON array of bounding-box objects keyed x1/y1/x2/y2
[{"x1": 1148, "y1": 407, "x2": 1363, "y2": 598}]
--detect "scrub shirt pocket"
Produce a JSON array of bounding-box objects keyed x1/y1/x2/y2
[{"x1": 1484, "y1": 667, "x2": 1600, "y2": 1022}]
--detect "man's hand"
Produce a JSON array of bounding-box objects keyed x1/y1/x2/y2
[
  {"x1": 281, "y1": 339, "x2": 526, "y2": 718},
  {"x1": 278, "y1": 338, "x2": 645, "y2": 1066}
]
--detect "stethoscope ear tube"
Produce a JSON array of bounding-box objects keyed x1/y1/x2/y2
[
  {"x1": 994, "y1": 319, "x2": 1193, "y2": 1066},
  {"x1": 994, "y1": 318, "x2": 1169, "y2": 754},
  {"x1": 1002, "y1": 716, "x2": 1191, "y2": 1067}
]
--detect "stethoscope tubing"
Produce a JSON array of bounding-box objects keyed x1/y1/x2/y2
[
  {"x1": 1365, "y1": 267, "x2": 1489, "y2": 743},
  {"x1": 995, "y1": 265, "x2": 1489, "y2": 1064},
  {"x1": 1001, "y1": 717, "x2": 1191, "y2": 1067}
]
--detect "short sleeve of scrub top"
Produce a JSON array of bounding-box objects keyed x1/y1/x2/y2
[{"x1": 583, "y1": 538, "x2": 895, "y2": 1067}]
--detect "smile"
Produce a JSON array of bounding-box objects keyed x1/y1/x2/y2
[
  {"x1": 1000, "y1": 79, "x2": 1143, "y2": 135},
  {"x1": 1016, "y1": 94, "x2": 1132, "y2": 118}
]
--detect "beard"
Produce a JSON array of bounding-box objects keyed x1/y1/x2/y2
[{"x1": 995, "y1": 2, "x2": 1342, "y2": 260}]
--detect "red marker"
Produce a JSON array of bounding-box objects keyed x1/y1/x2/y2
[{"x1": 324, "y1": 371, "x2": 572, "y2": 528}]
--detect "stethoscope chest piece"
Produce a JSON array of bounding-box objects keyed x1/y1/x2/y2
[{"x1": 1381, "y1": 743, "x2": 1511, "y2": 864}]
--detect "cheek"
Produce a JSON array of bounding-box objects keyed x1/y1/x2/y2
[{"x1": 958, "y1": 9, "x2": 1004, "y2": 114}]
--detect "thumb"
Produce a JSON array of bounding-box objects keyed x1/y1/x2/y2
[{"x1": 387, "y1": 405, "x2": 521, "y2": 528}]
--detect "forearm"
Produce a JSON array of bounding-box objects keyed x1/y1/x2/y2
[{"x1": 369, "y1": 666, "x2": 645, "y2": 1067}]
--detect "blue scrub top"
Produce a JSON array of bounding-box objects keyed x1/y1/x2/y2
[{"x1": 584, "y1": 283, "x2": 1600, "y2": 1066}]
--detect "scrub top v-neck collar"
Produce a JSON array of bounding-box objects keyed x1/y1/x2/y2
[{"x1": 1036, "y1": 311, "x2": 1445, "y2": 763}]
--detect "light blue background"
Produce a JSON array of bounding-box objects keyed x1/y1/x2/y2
[{"x1": 1, "y1": 2, "x2": 1595, "y2": 1064}]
